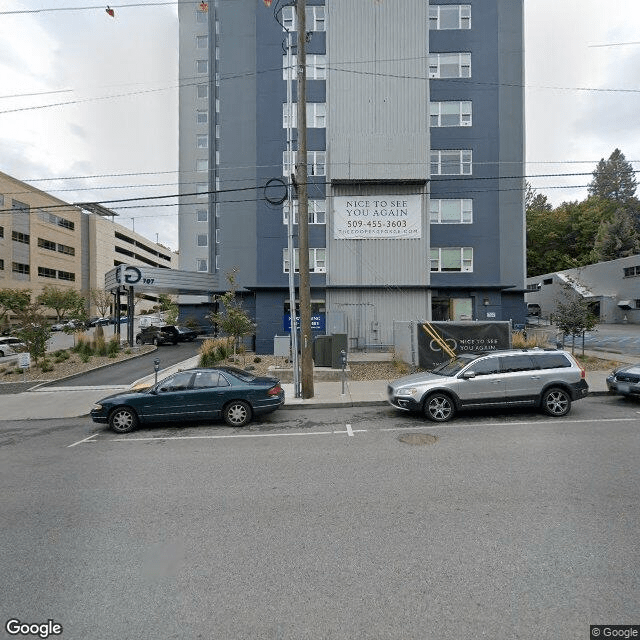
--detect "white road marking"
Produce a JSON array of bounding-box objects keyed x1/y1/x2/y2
[
  {"x1": 67, "y1": 433, "x2": 98, "y2": 448},
  {"x1": 345, "y1": 423, "x2": 354, "y2": 437}
]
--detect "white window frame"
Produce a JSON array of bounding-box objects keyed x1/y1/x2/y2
[
  {"x1": 283, "y1": 199, "x2": 326, "y2": 225},
  {"x1": 196, "y1": 159, "x2": 208, "y2": 172},
  {"x1": 197, "y1": 109, "x2": 208, "y2": 124},
  {"x1": 283, "y1": 150, "x2": 326, "y2": 177},
  {"x1": 281, "y1": 5, "x2": 325, "y2": 32},
  {"x1": 196, "y1": 134, "x2": 208, "y2": 149},
  {"x1": 430, "y1": 199, "x2": 473, "y2": 224},
  {"x1": 283, "y1": 102, "x2": 326, "y2": 128},
  {"x1": 196, "y1": 35, "x2": 208, "y2": 48},
  {"x1": 196, "y1": 59, "x2": 208, "y2": 74},
  {"x1": 283, "y1": 54, "x2": 326, "y2": 80},
  {"x1": 283, "y1": 248, "x2": 326, "y2": 274},
  {"x1": 428, "y1": 53, "x2": 471, "y2": 79},
  {"x1": 196, "y1": 183, "x2": 208, "y2": 200},
  {"x1": 197, "y1": 84, "x2": 208, "y2": 99},
  {"x1": 429, "y1": 5, "x2": 471, "y2": 30},
  {"x1": 196, "y1": 209, "x2": 208, "y2": 222},
  {"x1": 430, "y1": 247, "x2": 473, "y2": 272},
  {"x1": 197, "y1": 233, "x2": 208, "y2": 247},
  {"x1": 196, "y1": 259, "x2": 208, "y2": 272},
  {"x1": 430, "y1": 101, "x2": 472, "y2": 127},
  {"x1": 430, "y1": 150, "x2": 472, "y2": 175}
]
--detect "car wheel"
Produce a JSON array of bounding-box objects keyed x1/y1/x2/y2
[
  {"x1": 542, "y1": 387, "x2": 571, "y2": 417},
  {"x1": 224, "y1": 400, "x2": 252, "y2": 427},
  {"x1": 152, "y1": 337, "x2": 159, "y2": 346},
  {"x1": 108, "y1": 407, "x2": 138, "y2": 434},
  {"x1": 424, "y1": 392, "x2": 455, "y2": 422},
  {"x1": 0, "y1": 350, "x2": 4, "y2": 358},
  {"x1": 135, "y1": 336, "x2": 142, "y2": 345}
]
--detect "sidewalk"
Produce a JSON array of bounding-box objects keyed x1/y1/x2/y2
[{"x1": 0, "y1": 346, "x2": 631, "y2": 421}]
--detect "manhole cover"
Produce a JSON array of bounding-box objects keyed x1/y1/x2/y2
[{"x1": 398, "y1": 433, "x2": 438, "y2": 446}]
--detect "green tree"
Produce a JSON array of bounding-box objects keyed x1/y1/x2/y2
[
  {"x1": 157, "y1": 294, "x2": 179, "y2": 325},
  {"x1": 554, "y1": 276, "x2": 598, "y2": 354},
  {"x1": 593, "y1": 207, "x2": 640, "y2": 262},
  {"x1": 0, "y1": 288, "x2": 31, "y2": 329},
  {"x1": 37, "y1": 285, "x2": 86, "y2": 322},
  {"x1": 89, "y1": 288, "x2": 112, "y2": 318},
  {"x1": 588, "y1": 148, "x2": 637, "y2": 204},
  {"x1": 207, "y1": 271, "x2": 256, "y2": 359},
  {"x1": 14, "y1": 303, "x2": 51, "y2": 363}
]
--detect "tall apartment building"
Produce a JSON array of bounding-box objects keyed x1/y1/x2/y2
[
  {"x1": 0, "y1": 171, "x2": 178, "y2": 319},
  {"x1": 178, "y1": 0, "x2": 525, "y2": 353}
]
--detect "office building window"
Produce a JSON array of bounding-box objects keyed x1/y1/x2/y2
[
  {"x1": 196, "y1": 159, "x2": 208, "y2": 172},
  {"x1": 196, "y1": 209, "x2": 208, "y2": 222},
  {"x1": 196, "y1": 35, "x2": 208, "y2": 48},
  {"x1": 12, "y1": 262, "x2": 29, "y2": 275},
  {"x1": 430, "y1": 248, "x2": 473, "y2": 272},
  {"x1": 196, "y1": 8, "x2": 207, "y2": 22},
  {"x1": 431, "y1": 150, "x2": 472, "y2": 175},
  {"x1": 197, "y1": 233, "x2": 208, "y2": 247},
  {"x1": 428, "y1": 53, "x2": 471, "y2": 78},
  {"x1": 283, "y1": 102, "x2": 326, "y2": 128},
  {"x1": 12, "y1": 199, "x2": 29, "y2": 212},
  {"x1": 197, "y1": 109, "x2": 208, "y2": 124},
  {"x1": 196, "y1": 183, "x2": 209, "y2": 199},
  {"x1": 12, "y1": 231, "x2": 30, "y2": 244},
  {"x1": 281, "y1": 5, "x2": 325, "y2": 31},
  {"x1": 57, "y1": 243, "x2": 75, "y2": 256},
  {"x1": 0, "y1": 259, "x2": 3, "y2": 270},
  {"x1": 197, "y1": 84, "x2": 208, "y2": 99},
  {"x1": 623, "y1": 265, "x2": 640, "y2": 277},
  {"x1": 38, "y1": 238, "x2": 57, "y2": 251},
  {"x1": 283, "y1": 150, "x2": 326, "y2": 176},
  {"x1": 430, "y1": 101, "x2": 472, "y2": 127},
  {"x1": 57, "y1": 270, "x2": 75, "y2": 281},
  {"x1": 196, "y1": 259, "x2": 208, "y2": 272},
  {"x1": 196, "y1": 134, "x2": 208, "y2": 149},
  {"x1": 429, "y1": 5, "x2": 471, "y2": 30},
  {"x1": 38, "y1": 266, "x2": 57, "y2": 279},
  {"x1": 283, "y1": 54, "x2": 326, "y2": 80},
  {"x1": 283, "y1": 248, "x2": 326, "y2": 274},
  {"x1": 430, "y1": 199, "x2": 473, "y2": 224},
  {"x1": 196, "y1": 59, "x2": 208, "y2": 74},
  {"x1": 283, "y1": 200, "x2": 326, "y2": 225}
]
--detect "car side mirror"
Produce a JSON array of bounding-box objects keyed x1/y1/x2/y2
[{"x1": 461, "y1": 371, "x2": 476, "y2": 379}]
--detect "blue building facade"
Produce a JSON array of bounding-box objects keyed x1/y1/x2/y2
[{"x1": 178, "y1": 0, "x2": 525, "y2": 354}]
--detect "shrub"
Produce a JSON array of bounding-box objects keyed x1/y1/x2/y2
[
  {"x1": 40, "y1": 359, "x2": 54, "y2": 373},
  {"x1": 80, "y1": 352, "x2": 90, "y2": 363},
  {"x1": 511, "y1": 330, "x2": 548, "y2": 349},
  {"x1": 253, "y1": 356, "x2": 262, "y2": 363},
  {"x1": 199, "y1": 338, "x2": 232, "y2": 368},
  {"x1": 93, "y1": 335, "x2": 108, "y2": 357},
  {"x1": 107, "y1": 337, "x2": 120, "y2": 358}
]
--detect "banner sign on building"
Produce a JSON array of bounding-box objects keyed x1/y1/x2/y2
[
  {"x1": 284, "y1": 314, "x2": 326, "y2": 333},
  {"x1": 418, "y1": 322, "x2": 512, "y2": 369},
  {"x1": 333, "y1": 194, "x2": 422, "y2": 239}
]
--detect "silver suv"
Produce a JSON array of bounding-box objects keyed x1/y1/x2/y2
[{"x1": 387, "y1": 349, "x2": 588, "y2": 422}]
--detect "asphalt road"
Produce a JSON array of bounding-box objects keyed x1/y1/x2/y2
[{"x1": 1, "y1": 397, "x2": 639, "y2": 639}]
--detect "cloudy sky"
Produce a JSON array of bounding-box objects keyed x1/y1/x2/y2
[{"x1": 1, "y1": 0, "x2": 640, "y2": 251}]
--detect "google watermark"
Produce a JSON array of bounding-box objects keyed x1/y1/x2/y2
[
  {"x1": 5, "y1": 619, "x2": 63, "y2": 638},
  {"x1": 591, "y1": 626, "x2": 639, "y2": 638}
]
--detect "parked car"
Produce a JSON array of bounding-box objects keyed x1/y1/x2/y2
[
  {"x1": 0, "y1": 336, "x2": 26, "y2": 357},
  {"x1": 135, "y1": 325, "x2": 179, "y2": 346},
  {"x1": 387, "y1": 348, "x2": 588, "y2": 423},
  {"x1": 138, "y1": 316, "x2": 166, "y2": 329},
  {"x1": 90, "y1": 366, "x2": 285, "y2": 432},
  {"x1": 606, "y1": 363, "x2": 640, "y2": 399},
  {"x1": 90, "y1": 317, "x2": 111, "y2": 327},
  {"x1": 174, "y1": 325, "x2": 199, "y2": 342}
]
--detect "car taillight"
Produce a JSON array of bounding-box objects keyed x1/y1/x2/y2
[{"x1": 267, "y1": 385, "x2": 282, "y2": 396}]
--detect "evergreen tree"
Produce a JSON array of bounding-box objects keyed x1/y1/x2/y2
[
  {"x1": 593, "y1": 208, "x2": 640, "y2": 261},
  {"x1": 588, "y1": 148, "x2": 637, "y2": 204}
]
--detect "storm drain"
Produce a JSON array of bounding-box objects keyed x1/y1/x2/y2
[{"x1": 398, "y1": 433, "x2": 438, "y2": 446}]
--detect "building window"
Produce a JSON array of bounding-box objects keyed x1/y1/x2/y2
[
  {"x1": 12, "y1": 262, "x2": 29, "y2": 275},
  {"x1": 196, "y1": 59, "x2": 208, "y2": 74},
  {"x1": 197, "y1": 233, "x2": 208, "y2": 247},
  {"x1": 196, "y1": 159, "x2": 208, "y2": 172},
  {"x1": 283, "y1": 200, "x2": 326, "y2": 225},
  {"x1": 196, "y1": 35, "x2": 208, "y2": 48},
  {"x1": 283, "y1": 248, "x2": 326, "y2": 274},
  {"x1": 430, "y1": 199, "x2": 473, "y2": 224},
  {"x1": 281, "y1": 5, "x2": 325, "y2": 31},
  {"x1": 37, "y1": 237, "x2": 57, "y2": 251},
  {"x1": 283, "y1": 150, "x2": 326, "y2": 176},
  {"x1": 430, "y1": 248, "x2": 473, "y2": 272},
  {"x1": 430, "y1": 101, "x2": 472, "y2": 127},
  {"x1": 196, "y1": 134, "x2": 208, "y2": 149},
  {"x1": 196, "y1": 183, "x2": 209, "y2": 200},
  {"x1": 283, "y1": 54, "x2": 326, "y2": 81},
  {"x1": 196, "y1": 7, "x2": 207, "y2": 22},
  {"x1": 11, "y1": 199, "x2": 29, "y2": 213},
  {"x1": 197, "y1": 109, "x2": 208, "y2": 124},
  {"x1": 431, "y1": 150, "x2": 472, "y2": 175},
  {"x1": 283, "y1": 102, "x2": 326, "y2": 128},
  {"x1": 57, "y1": 243, "x2": 75, "y2": 256},
  {"x1": 38, "y1": 266, "x2": 57, "y2": 279},
  {"x1": 196, "y1": 209, "x2": 208, "y2": 222},
  {"x1": 0, "y1": 226, "x2": 3, "y2": 238},
  {"x1": 0, "y1": 259, "x2": 3, "y2": 270},
  {"x1": 12, "y1": 231, "x2": 30, "y2": 244},
  {"x1": 429, "y1": 5, "x2": 471, "y2": 30},
  {"x1": 39, "y1": 210, "x2": 74, "y2": 230},
  {"x1": 197, "y1": 84, "x2": 208, "y2": 99},
  {"x1": 623, "y1": 265, "x2": 640, "y2": 277},
  {"x1": 634, "y1": 300, "x2": 640, "y2": 309},
  {"x1": 196, "y1": 259, "x2": 208, "y2": 272},
  {"x1": 216, "y1": 228, "x2": 221, "y2": 243},
  {"x1": 57, "y1": 270, "x2": 75, "y2": 281},
  {"x1": 428, "y1": 53, "x2": 471, "y2": 79}
]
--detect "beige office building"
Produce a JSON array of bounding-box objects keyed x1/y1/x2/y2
[{"x1": 0, "y1": 171, "x2": 178, "y2": 319}]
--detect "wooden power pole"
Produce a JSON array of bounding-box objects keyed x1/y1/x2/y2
[{"x1": 296, "y1": 0, "x2": 314, "y2": 398}]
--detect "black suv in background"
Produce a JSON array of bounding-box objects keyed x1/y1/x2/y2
[{"x1": 135, "y1": 325, "x2": 179, "y2": 346}]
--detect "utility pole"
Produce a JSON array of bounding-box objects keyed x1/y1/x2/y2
[{"x1": 296, "y1": 0, "x2": 314, "y2": 398}]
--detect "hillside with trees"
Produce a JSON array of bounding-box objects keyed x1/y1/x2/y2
[{"x1": 526, "y1": 148, "x2": 640, "y2": 277}]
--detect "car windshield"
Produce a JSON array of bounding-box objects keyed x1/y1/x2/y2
[
  {"x1": 218, "y1": 366, "x2": 257, "y2": 382},
  {"x1": 431, "y1": 355, "x2": 477, "y2": 377}
]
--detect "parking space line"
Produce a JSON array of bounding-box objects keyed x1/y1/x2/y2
[
  {"x1": 346, "y1": 423, "x2": 354, "y2": 437},
  {"x1": 67, "y1": 433, "x2": 99, "y2": 448}
]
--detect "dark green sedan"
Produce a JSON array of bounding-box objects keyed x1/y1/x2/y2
[{"x1": 90, "y1": 367, "x2": 285, "y2": 433}]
